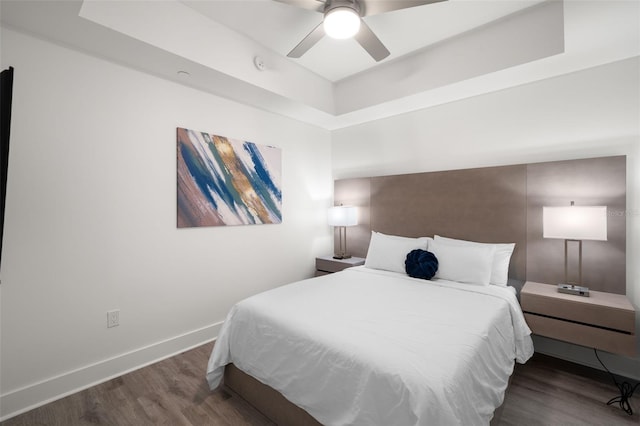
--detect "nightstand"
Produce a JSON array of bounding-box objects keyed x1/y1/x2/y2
[
  {"x1": 315, "y1": 256, "x2": 365, "y2": 276},
  {"x1": 521, "y1": 281, "x2": 636, "y2": 357}
]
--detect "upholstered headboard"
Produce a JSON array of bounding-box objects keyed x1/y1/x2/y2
[{"x1": 334, "y1": 156, "x2": 626, "y2": 294}]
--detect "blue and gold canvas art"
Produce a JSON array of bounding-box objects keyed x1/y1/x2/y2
[{"x1": 177, "y1": 127, "x2": 282, "y2": 227}]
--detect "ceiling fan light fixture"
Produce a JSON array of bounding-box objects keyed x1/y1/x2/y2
[{"x1": 323, "y1": 7, "x2": 361, "y2": 39}]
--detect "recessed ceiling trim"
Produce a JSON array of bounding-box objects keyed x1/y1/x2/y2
[
  {"x1": 1, "y1": 0, "x2": 638, "y2": 131},
  {"x1": 79, "y1": 0, "x2": 336, "y2": 115},
  {"x1": 335, "y1": 0, "x2": 565, "y2": 115}
]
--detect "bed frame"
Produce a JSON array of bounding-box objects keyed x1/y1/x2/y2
[
  {"x1": 224, "y1": 364, "x2": 323, "y2": 426},
  {"x1": 224, "y1": 363, "x2": 508, "y2": 425},
  {"x1": 220, "y1": 156, "x2": 626, "y2": 424}
]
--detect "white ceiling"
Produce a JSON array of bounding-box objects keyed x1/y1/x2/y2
[
  {"x1": 1, "y1": 0, "x2": 639, "y2": 130},
  {"x1": 181, "y1": 0, "x2": 544, "y2": 82}
]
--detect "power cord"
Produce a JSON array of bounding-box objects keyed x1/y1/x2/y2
[{"x1": 594, "y1": 348, "x2": 639, "y2": 415}]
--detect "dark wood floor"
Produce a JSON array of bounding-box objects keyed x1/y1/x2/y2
[{"x1": 3, "y1": 342, "x2": 638, "y2": 425}]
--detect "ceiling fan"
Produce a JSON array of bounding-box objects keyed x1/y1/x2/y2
[{"x1": 273, "y1": 0, "x2": 447, "y2": 62}]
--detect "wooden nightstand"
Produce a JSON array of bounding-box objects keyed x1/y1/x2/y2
[
  {"x1": 315, "y1": 256, "x2": 365, "y2": 276},
  {"x1": 521, "y1": 281, "x2": 636, "y2": 357}
]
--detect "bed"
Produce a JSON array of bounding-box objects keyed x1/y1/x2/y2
[
  {"x1": 207, "y1": 233, "x2": 534, "y2": 425},
  {"x1": 205, "y1": 156, "x2": 626, "y2": 425}
]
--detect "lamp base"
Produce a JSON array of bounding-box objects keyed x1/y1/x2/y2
[
  {"x1": 557, "y1": 283, "x2": 590, "y2": 297},
  {"x1": 333, "y1": 254, "x2": 351, "y2": 260}
]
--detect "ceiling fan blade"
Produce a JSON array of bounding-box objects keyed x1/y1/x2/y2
[
  {"x1": 354, "y1": 20, "x2": 390, "y2": 62},
  {"x1": 287, "y1": 22, "x2": 326, "y2": 58},
  {"x1": 272, "y1": 0, "x2": 325, "y2": 13},
  {"x1": 360, "y1": 0, "x2": 447, "y2": 17}
]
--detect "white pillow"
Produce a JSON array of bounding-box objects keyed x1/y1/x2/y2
[
  {"x1": 365, "y1": 231, "x2": 431, "y2": 274},
  {"x1": 430, "y1": 240, "x2": 495, "y2": 286},
  {"x1": 434, "y1": 235, "x2": 515, "y2": 286}
]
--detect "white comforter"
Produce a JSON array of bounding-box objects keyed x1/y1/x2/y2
[{"x1": 207, "y1": 267, "x2": 534, "y2": 426}]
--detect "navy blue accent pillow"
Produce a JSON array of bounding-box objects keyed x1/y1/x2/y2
[{"x1": 405, "y1": 249, "x2": 438, "y2": 280}]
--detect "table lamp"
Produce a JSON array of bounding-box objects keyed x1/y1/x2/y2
[
  {"x1": 328, "y1": 205, "x2": 358, "y2": 259},
  {"x1": 543, "y1": 202, "x2": 607, "y2": 296}
]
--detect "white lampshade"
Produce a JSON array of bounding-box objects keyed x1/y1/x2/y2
[
  {"x1": 328, "y1": 206, "x2": 358, "y2": 227},
  {"x1": 323, "y1": 7, "x2": 360, "y2": 39},
  {"x1": 543, "y1": 206, "x2": 607, "y2": 241}
]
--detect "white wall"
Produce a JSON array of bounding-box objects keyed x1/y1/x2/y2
[
  {"x1": 333, "y1": 57, "x2": 640, "y2": 378},
  {"x1": 0, "y1": 27, "x2": 332, "y2": 419}
]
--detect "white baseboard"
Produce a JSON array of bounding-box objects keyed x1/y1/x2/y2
[
  {"x1": 0, "y1": 321, "x2": 222, "y2": 422},
  {"x1": 532, "y1": 335, "x2": 640, "y2": 381}
]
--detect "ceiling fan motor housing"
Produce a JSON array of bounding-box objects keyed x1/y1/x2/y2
[
  {"x1": 324, "y1": 0, "x2": 361, "y2": 16},
  {"x1": 281, "y1": 0, "x2": 444, "y2": 61},
  {"x1": 323, "y1": 0, "x2": 362, "y2": 39}
]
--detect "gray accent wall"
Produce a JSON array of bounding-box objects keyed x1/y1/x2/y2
[{"x1": 335, "y1": 156, "x2": 626, "y2": 294}]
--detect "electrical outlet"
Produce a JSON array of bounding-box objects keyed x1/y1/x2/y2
[{"x1": 107, "y1": 310, "x2": 119, "y2": 328}]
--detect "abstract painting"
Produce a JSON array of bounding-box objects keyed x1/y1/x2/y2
[{"x1": 177, "y1": 127, "x2": 282, "y2": 227}]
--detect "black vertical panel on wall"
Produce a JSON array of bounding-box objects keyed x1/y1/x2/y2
[{"x1": 0, "y1": 66, "x2": 14, "y2": 272}]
